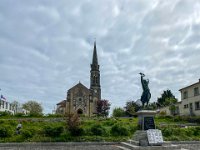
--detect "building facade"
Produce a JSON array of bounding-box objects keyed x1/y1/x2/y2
[
  {"x1": 179, "y1": 79, "x2": 200, "y2": 116},
  {"x1": 56, "y1": 42, "x2": 101, "y2": 117},
  {"x1": 0, "y1": 100, "x2": 15, "y2": 114},
  {"x1": 159, "y1": 79, "x2": 200, "y2": 116}
]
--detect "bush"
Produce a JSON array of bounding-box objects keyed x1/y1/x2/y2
[
  {"x1": 22, "y1": 129, "x2": 34, "y2": 138},
  {"x1": 102, "y1": 119, "x2": 117, "y2": 126},
  {"x1": 193, "y1": 127, "x2": 200, "y2": 136},
  {"x1": 0, "y1": 111, "x2": 12, "y2": 117},
  {"x1": 129, "y1": 125, "x2": 137, "y2": 134},
  {"x1": 90, "y1": 124, "x2": 106, "y2": 136},
  {"x1": 110, "y1": 124, "x2": 129, "y2": 136},
  {"x1": 66, "y1": 114, "x2": 83, "y2": 136},
  {"x1": 112, "y1": 107, "x2": 126, "y2": 117},
  {"x1": 0, "y1": 125, "x2": 12, "y2": 138},
  {"x1": 14, "y1": 113, "x2": 24, "y2": 117},
  {"x1": 159, "y1": 111, "x2": 167, "y2": 116},
  {"x1": 69, "y1": 127, "x2": 84, "y2": 136},
  {"x1": 43, "y1": 125, "x2": 64, "y2": 137}
]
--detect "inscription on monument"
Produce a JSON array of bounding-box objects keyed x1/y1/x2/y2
[
  {"x1": 147, "y1": 129, "x2": 163, "y2": 145},
  {"x1": 144, "y1": 116, "x2": 155, "y2": 130}
]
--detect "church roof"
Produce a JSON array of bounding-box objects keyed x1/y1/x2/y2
[
  {"x1": 68, "y1": 82, "x2": 90, "y2": 92},
  {"x1": 56, "y1": 100, "x2": 66, "y2": 106}
]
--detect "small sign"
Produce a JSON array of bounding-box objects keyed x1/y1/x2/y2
[
  {"x1": 144, "y1": 116, "x2": 155, "y2": 130},
  {"x1": 147, "y1": 129, "x2": 163, "y2": 145}
]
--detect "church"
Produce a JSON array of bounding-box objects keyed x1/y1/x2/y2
[{"x1": 56, "y1": 42, "x2": 101, "y2": 117}]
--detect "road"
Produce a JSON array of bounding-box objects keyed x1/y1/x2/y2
[{"x1": 0, "y1": 143, "x2": 123, "y2": 150}]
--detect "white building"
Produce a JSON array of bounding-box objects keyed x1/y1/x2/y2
[
  {"x1": 0, "y1": 100, "x2": 29, "y2": 115},
  {"x1": 0, "y1": 100, "x2": 15, "y2": 114},
  {"x1": 159, "y1": 79, "x2": 200, "y2": 116}
]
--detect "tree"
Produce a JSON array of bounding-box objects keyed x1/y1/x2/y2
[
  {"x1": 96, "y1": 99, "x2": 111, "y2": 117},
  {"x1": 10, "y1": 100, "x2": 20, "y2": 111},
  {"x1": 157, "y1": 90, "x2": 177, "y2": 107},
  {"x1": 22, "y1": 100, "x2": 43, "y2": 116},
  {"x1": 148, "y1": 102, "x2": 158, "y2": 110},
  {"x1": 124, "y1": 101, "x2": 140, "y2": 116},
  {"x1": 112, "y1": 107, "x2": 126, "y2": 117}
]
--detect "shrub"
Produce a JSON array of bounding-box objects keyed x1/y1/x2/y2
[
  {"x1": 102, "y1": 119, "x2": 117, "y2": 126},
  {"x1": 0, "y1": 125, "x2": 12, "y2": 138},
  {"x1": 69, "y1": 127, "x2": 84, "y2": 136},
  {"x1": 112, "y1": 107, "x2": 126, "y2": 117},
  {"x1": 43, "y1": 125, "x2": 64, "y2": 137},
  {"x1": 90, "y1": 124, "x2": 106, "y2": 136},
  {"x1": 129, "y1": 125, "x2": 137, "y2": 134},
  {"x1": 159, "y1": 111, "x2": 167, "y2": 116},
  {"x1": 161, "y1": 128, "x2": 173, "y2": 137},
  {"x1": 0, "y1": 111, "x2": 12, "y2": 117},
  {"x1": 66, "y1": 114, "x2": 83, "y2": 136},
  {"x1": 14, "y1": 113, "x2": 24, "y2": 117},
  {"x1": 46, "y1": 114, "x2": 63, "y2": 118},
  {"x1": 110, "y1": 124, "x2": 129, "y2": 136},
  {"x1": 22, "y1": 129, "x2": 34, "y2": 138},
  {"x1": 193, "y1": 127, "x2": 200, "y2": 136}
]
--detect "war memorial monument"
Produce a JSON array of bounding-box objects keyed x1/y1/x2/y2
[{"x1": 133, "y1": 73, "x2": 164, "y2": 146}]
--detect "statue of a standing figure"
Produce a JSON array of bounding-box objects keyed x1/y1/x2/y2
[{"x1": 139, "y1": 73, "x2": 151, "y2": 108}]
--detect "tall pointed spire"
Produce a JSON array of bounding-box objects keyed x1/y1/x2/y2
[
  {"x1": 92, "y1": 41, "x2": 98, "y2": 65},
  {"x1": 90, "y1": 41, "x2": 101, "y2": 100}
]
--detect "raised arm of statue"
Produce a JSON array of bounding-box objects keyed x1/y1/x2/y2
[
  {"x1": 139, "y1": 73, "x2": 145, "y2": 90},
  {"x1": 141, "y1": 75, "x2": 145, "y2": 90}
]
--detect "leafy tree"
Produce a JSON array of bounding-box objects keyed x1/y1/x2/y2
[
  {"x1": 10, "y1": 100, "x2": 20, "y2": 113},
  {"x1": 22, "y1": 100, "x2": 43, "y2": 116},
  {"x1": 96, "y1": 99, "x2": 111, "y2": 117},
  {"x1": 148, "y1": 102, "x2": 158, "y2": 110},
  {"x1": 112, "y1": 107, "x2": 126, "y2": 117},
  {"x1": 124, "y1": 101, "x2": 140, "y2": 116},
  {"x1": 157, "y1": 90, "x2": 177, "y2": 107}
]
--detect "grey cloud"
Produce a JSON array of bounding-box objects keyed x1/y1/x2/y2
[{"x1": 0, "y1": 0, "x2": 200, "y2": 114}]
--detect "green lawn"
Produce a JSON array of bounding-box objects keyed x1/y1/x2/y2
[{"x1": 0, "y1": 116, "x2": 200, "y2": 142}]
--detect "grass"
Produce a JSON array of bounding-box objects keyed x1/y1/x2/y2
[{"x1": 0, "y1": 116, "x2": 200, "y2": 142}]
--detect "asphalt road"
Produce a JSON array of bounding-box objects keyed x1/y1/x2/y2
[{"x1": 0, "y1": 144, "x2": 123, "y2": 150}]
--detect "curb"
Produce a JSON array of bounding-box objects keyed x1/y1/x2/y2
[{"x1": 0, "y1": 142, "x2": 120, "y2": 147}]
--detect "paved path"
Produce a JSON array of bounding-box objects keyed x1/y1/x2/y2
[
  {"x1": 0, "y1": 143, "x2": 122, "y2": 150},
  {"x1": 1, "y1": 143, "x2": 200, "y2": 150}
]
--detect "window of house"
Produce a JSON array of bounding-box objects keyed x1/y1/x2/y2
[
  {"x1": 183, "y1": 91, "x2": 188, "y2": 99},
  {"x1": 2, "y1": 101, "x2": 4, "y2": 108},
  {"x1": 184, "y1": 104, "x2": 188, "y2": 109},
  {"x1": 195, "y1": 102, "x2": 200, "y2": 110},
  {"x1": 194, "y1": 87, "x2": 199, "y2": 96},
  {"x1": 6, "y1": 102, "x2": 8, "y2": 109}
]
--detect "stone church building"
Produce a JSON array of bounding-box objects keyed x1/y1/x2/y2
[{"x1": 56, "y1": 42, "x2": 101, "y2": 117}]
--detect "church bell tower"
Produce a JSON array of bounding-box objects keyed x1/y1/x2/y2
[{"x1": 90, "y1": 41, "x2": 101, "y2": 100}]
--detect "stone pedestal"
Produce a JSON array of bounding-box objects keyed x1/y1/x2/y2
[
  {"x1": 136, "y1": 110, "x2": 157, "y2": 130},
  {"x1": 133, "y1": 110, "x2": 161, "y2": 146}
]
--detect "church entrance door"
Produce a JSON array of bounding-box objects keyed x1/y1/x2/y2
[{"x1": 77, "y1": 109, "x2": 83, "y2": 115}]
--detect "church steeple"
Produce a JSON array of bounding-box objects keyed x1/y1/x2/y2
[
  {"x1": 91, "y1": 41, "x2": 99, "y2": 71},
  {"x1": 92, "y1": 41, "x2": 98, "y2": 65},
  {"x1": 90, "y1": 41, "x2": 101, "y2": 100}
]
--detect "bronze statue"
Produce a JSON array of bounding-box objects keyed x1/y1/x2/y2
[{"x1": 139, "y1": 73, "x2": 151, "y2": 108}]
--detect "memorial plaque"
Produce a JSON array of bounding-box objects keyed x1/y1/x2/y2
[
  {"x1": 144, "y1": 116, "x2": 155, "y2": 130},
  {"x1": 147, "y1": 129, "x2": 163, "y2": 146}
]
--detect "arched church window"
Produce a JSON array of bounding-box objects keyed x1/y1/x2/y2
[
  {"x1": 95, "y1": 76, "x2": 98, "y2": 84},
  {"x1": 93, "y1": 75, "x2": 96, "y2": 84}
]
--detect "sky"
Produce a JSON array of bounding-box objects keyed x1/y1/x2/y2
[{"x1": 0, "y1": 0, "x2": 200, "y2": 114}]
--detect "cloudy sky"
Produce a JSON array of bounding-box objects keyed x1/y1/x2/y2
[{"x1": 0, "y1": 0, "x2": 200, "y2": 114}]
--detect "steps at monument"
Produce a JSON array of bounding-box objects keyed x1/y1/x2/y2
[
  {"x1": 120, "y1": 142, "x2": 182, "y2": 150},
  {"x1": 133, "y1": 130, "x2": 147, "y2": 141}
]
